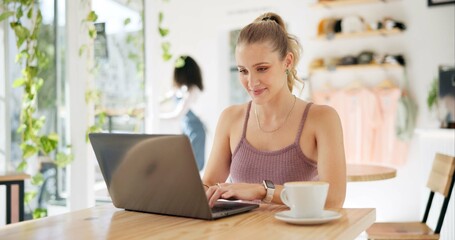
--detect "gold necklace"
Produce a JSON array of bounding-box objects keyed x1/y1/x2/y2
[{"x1": 254, "y1": 95, "x2": 297, "y2": 133}]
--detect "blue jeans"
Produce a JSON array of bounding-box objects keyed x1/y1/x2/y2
[{"x1": 181, "y1": 110, "x2": 206, "y2": 171}]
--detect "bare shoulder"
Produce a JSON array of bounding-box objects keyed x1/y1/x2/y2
[
  {"x1": 308, "y1": 104, "x2": 340, "y2": 121},
  {"x1": 219, "y1": 103, "x2": 249, "y2": 123},
  {"x1": 307, "y1": 104, "x2": 342, "y2": 130}
]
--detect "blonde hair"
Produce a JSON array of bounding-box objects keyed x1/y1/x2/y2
[{"x1": 236, "y1": 12, "x2": 302, "y2": 92}]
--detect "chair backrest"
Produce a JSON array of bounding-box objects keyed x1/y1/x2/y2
[
  {"x1": 427, "y1": 153, "x2": 455, "y2": 197},
  {"x1": 422, "y1": 153, "x2": 455, "y2": 234}
]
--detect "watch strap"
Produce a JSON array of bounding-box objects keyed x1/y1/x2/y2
[{"x1": 262, "y1": 180, "x2": 275, "y2": 203}]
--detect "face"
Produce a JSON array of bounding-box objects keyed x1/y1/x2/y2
[{"x1": 235, "y1": 42, "x2": 291, "y2": 104}]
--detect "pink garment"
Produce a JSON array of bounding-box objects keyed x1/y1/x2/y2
[
  {"x1": 372, "y1": 88, "x2": 409, "y2": 166},
  {"x1": 340, "y1": 88, "x2": 381, "y2": 164},
  {"x1": 230, "y1": 102, "x2": 318, "y2": 185},
  {"x1": 313, "y1": 88, "x2": 381, "y2": 164},
  {"x1": 313, "y1": 86, "x2": 408, "y2": 166}
]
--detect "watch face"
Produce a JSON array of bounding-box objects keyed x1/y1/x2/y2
[{"x1": 264, "y1": 180, "x2": 275, "y2": 189}]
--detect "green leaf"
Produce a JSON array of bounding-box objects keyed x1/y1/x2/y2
[
  {"x1": 27, "y1": 8, "x2": 33, "y2": 19},
  {"x1": 55, "y1": 152, "x2": 74, "y2": 168},
  {"x1": 161, "y1": 41, "x2": 171, "y2": 51},
  {"x1": 17, "y1": 123, "x2": 26, "y2": 133},
  {"x1": 86, "y1": 11, "x2": 98, "y2": 22},
  {"x1": 88, "y1": 27, "x2": 97, "y2": 39},
  {"x1": 79, "y1": 44, "x2": 87, "y2": 57},
  {"x1": 12, "y1": 78, "x2": 26, "y2": 88},
  {"x1": 24, "y1": 191, "x2": 37, "y2": 204},
  {"x1": 40, "y1": 135, "x2": 58, "y2": 154},
  {"x1": 174, "y1": 56, "x2": 186, "y2": 68},
  {"x1": 158, "y1": 27, "x2": 169, "y2": 37},
  {"x1": 30, "y1": 10, "x2": 42, "y2": 39},
  {"x1": 15, "y1": 49, "x2": 29, "y2": 63},
  {"x1": 22, "y1": 144, "x2": 38, "y2": 159},
  {"x1": 17, "y1": 160, "x2": 28, "y2": 172},
  {"x1": 25, "y1": 66, "x2": 38, "y2": 79},
  {"x1": 97, "y1": 112, "x2": 106, "y2": 125},
  {"x1": 16, "y1": 6, "x2": 23, "y2": 19},
  {"x1": 162, "y1": 52, "x2": 172, "y2": 61},
  {"x1": 0, "y1": 11, "x2": 14, "y2": 22},
  {"x1": 33, "y1": 208, "x2": 47, "y2": 219},
  {"x1": 124, "y1": 18, "x2": 131, "y2": 26},
  {"x1": 158, "y1": 12, "x2": 163, "y2": 24},
  {"x1": 36, "y1": 9, "x2": 42, "y2": 25},
  {"x1": 48, "y1": 133, "x2": 59, "y2": 141},
  {"x1": 10, "y1": 22, "x2": 30, "y2": 48},
  {"x1": 86, "y1": 125, "x2": 102, "y2": 141},
  {"x1": 31, "y1": 173, "x2": 44, "y2": 186}
]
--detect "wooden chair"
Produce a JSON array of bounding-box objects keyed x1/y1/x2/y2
[{"x1": 366, "y1": 153, "x2": 455, "y2": 240}]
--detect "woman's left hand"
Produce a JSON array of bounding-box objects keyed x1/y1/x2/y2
[{"x1": 205, "y1": 183, "x2": 265, "y2": 208}]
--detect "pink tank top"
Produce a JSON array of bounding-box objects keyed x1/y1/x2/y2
[{"x1": 230, "y1": 102, "x2": 318, "y2": 185}]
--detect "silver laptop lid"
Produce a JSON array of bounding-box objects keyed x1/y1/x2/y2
[{"x1": 89, "y1": 133, "x2": 214, "y2": 219}]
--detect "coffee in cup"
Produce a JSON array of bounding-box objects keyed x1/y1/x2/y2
[{"x1": 280, "y1": 181, "x2": 329, "y2": 218}]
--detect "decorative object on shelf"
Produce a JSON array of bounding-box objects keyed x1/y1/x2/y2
[
  {"x1": 357, "y1": 51, "x2": 375, "y2": 64},
  {"x1": 316, "y1": 16, "x2": 405, "y2": 40},
  {"x1": 341, "y1": 15, "x2": 365, "y2": 34},
  {"x1": 309, "y1": 51, "x2": 405, "y2": 73},
  {"x1": 428, "y1": 0, "x2": 455, "y2": 7},
  {"x1": 383, "y1": 17, "x2": 406, "y2": 31}
]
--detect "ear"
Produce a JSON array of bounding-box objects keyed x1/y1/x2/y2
[{"x1": 284, "y1": 51, "x2": 294, "y2": 69}]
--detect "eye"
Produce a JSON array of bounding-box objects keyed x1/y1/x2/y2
[
  {"x1": 238, "y1": 68, "x2": 248, "y2": 74},
  {"x1": 257, "y1": 67, "x2": 268, "y2": 72}
]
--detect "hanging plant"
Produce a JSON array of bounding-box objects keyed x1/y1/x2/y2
[
  {"x1": 78, "y1": 6, "x2": 106, "y2": 140},
  {"x1": 1, "y1": 0, "x2": 73, "y2": 219},
  {"x1": 158, "y1": 0, "x2": 172, "y2": 61}
]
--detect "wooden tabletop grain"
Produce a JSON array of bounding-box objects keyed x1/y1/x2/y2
[{"x1": 0, "y1": 203, "x2": 375, "y2": 240}]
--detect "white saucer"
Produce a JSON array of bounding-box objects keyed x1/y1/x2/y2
[{"x1": 274, "y1": 210, "x2": 342, "y2": 225}]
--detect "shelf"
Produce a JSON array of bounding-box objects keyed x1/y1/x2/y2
[
  {"x1": 415, "y1": 128, "x2": 455, "y2": 139},
  {"x1": 310, "y1": 0, "x2": 395, "y2": 9},
  {"x1": 310, "y1": 63, "x2": 403, "y2": 74},
  {"x1": 316, "y1": 28, "x2": 403, "y2": 40}
]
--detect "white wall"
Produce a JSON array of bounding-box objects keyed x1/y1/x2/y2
[{"x1": 146, "y1": 0, "x2": 455, "y2": 222}]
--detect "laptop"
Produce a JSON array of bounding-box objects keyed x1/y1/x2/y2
[{"x1": 89, "y1": 133, "x2": 259, "y2": 220}]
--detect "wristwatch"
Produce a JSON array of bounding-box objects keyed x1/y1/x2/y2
[{"x1": 262, "y1": 180, "x2": 275, "y2": 203}]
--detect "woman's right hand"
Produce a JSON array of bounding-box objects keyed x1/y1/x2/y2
[{"x1": 205, "y1": 183, "x2": 266, "y2": 207}]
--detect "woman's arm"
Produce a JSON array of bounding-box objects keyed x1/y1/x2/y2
[
  {"x1": 314, "y1": 105, "x2": 347, "y2": 209},
  {"x1": 160, "y1": 87, "x2": 198, "y2": 119},
  {"x1": 202, "y1": 107, "x2": 233, "y2": 186}
]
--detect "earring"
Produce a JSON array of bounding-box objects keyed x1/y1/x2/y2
[{"x1": 285, "y1": 69, "x2": 290, "y2": 75}]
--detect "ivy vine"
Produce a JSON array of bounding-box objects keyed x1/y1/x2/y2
[
  {"x1": 1, "y1": 0, "x2": 73, "y2": 219},
  {"x1": 158, "y1": 0, "x2": 172, "y2": 61},
  {"x1": 78, "y1": 5, "x2": 106, "y2": 140}
]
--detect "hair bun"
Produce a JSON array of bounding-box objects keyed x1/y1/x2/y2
[{"x1": 261, "y1": 16, "x2": 278, "y2": 23}]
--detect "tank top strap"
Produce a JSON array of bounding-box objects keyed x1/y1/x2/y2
[
  {"x1": 294, "y1": 102, "x2": 313, "y2": 144},
  {"x1": 241, "y1": 101, "x2": 252, "y2": 139}
]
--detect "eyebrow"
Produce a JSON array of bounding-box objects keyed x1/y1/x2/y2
[{"x1": 237, "y1": 62, "x2": 270, "y2": 68}]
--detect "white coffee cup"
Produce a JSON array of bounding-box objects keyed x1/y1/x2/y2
[{"x1": 280, "y1": 181, "x2": 329, "y2": 219}]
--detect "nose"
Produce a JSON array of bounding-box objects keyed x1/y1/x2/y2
[{"x1": 247, "y1": 74, "x2": 260, "y2": 89}]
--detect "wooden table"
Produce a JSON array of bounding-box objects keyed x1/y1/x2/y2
[
  {"x1": 347, "y1": 164, "x2": 397, "y2": 182},
  {"x1": 0, "y1": 172, "x2": 30, "y2": 224},
  {"x1": 0, "y1": 204, "x2": 375, "y2": 239}
]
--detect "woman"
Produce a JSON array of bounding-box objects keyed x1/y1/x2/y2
[
  {"x1": 203, "y1": 13, "x2": 346, "y2": 208},
  {"x1": 160, "y1": 56, "x2": 206, "y2": 171}
]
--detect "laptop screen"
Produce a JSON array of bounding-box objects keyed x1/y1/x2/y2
[{"x1": 90, "y1": 133, "x2": 214, "y2": 219}]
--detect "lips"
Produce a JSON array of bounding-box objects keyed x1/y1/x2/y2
[{"x1": 251, "y1": 88, "x2": 266, "y2": 96}]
